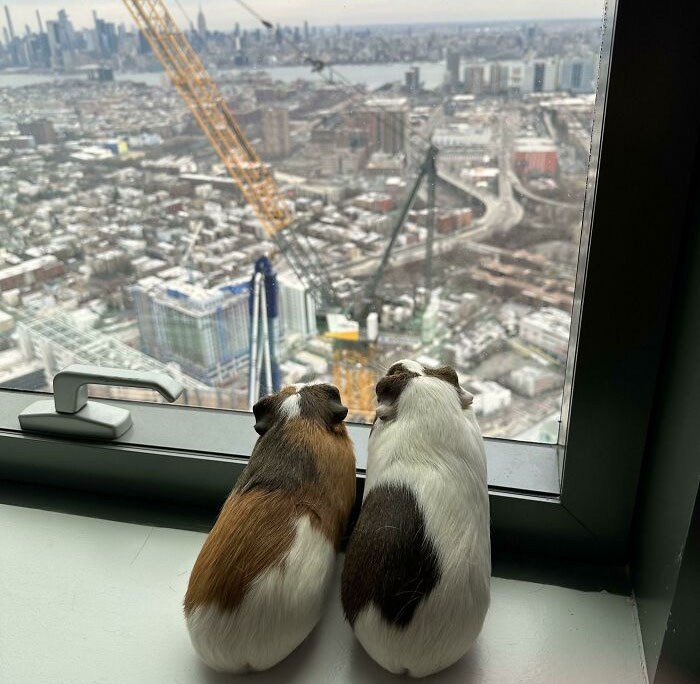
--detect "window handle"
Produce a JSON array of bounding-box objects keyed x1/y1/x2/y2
[
  {"x1": 53, "y1": 364, "x2": 183, "y2": 414},
  {"x1": 18, "y1": 364, "x2": 184, "y2": 440}
]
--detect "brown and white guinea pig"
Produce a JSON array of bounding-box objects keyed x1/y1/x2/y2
[
  {"x1": 184, "y1": 383, "x2": 356, "y2": 673},
  {"x1": 341, "y1": 359, "x2": 490, "y2": 678}
]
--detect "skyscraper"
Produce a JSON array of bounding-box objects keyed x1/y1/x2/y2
[
  {"x1": 45, "y1": 20, "x2": 62, "y2": 69},
  {"x1": 405, "y1": 66, "x2": 420, "y2": 92},
  {"x1": 261, "y1": 107, "x2": 291, "y2": 158},
  {"x1": 488, "y1": 63, "x2": 504, "y2": 94},
  {"x1": 94, "y1": 12, "x2": 118, "y2": 58},
  {"x1": 446, "y1": 48, "x2": 461, "y2": 90},
  {"x1": 463, "y1": 64, "x2": 485, "y2": 95},
  {"x1": 197, "y1": 4, "x2": 207, "y2": 38},
  {"x1": 4, "y1": 5, "x2": 15, "y2": 42}
]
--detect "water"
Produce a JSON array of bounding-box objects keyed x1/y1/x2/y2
[
  {"x1": 0, "y1": 61, "x2": 446, "y2": 91},
  {"x1": 221, "y1": 61, "x2": 447, "y2": 90},
  {"x1": 0, "y1": 71, "x2": 166, "y2": 89}
]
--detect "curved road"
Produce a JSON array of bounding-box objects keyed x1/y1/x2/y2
[{"x1": 334, "y1": 143, "x2": 525, "y2": 278}]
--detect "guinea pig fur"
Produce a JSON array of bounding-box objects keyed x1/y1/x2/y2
[
  {"x1": 341, "y1": 359, "x2": 490, "y2": 678},
  {"x1": 184, "y1": 383, "x2": 356, "y2": 673}
]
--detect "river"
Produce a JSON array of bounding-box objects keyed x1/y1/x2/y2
[{"x1": 0, "y1": 61, "x2": 446, "y2": 91}]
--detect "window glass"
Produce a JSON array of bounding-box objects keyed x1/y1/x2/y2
[{"x1": 0, "y1": 1, "x2": 606, "y2": 443}]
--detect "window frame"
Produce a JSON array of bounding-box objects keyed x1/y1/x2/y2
[{"x1": 2, "y1": 0, "x2": 699, "y2": 562}]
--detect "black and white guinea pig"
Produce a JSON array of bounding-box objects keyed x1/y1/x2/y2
[
  {"x1": 184, "y1": 383, "x2": 356, "y2": 673},
  {"x1": 341, "y1": 359, "x2": 490, "y2": 678}
]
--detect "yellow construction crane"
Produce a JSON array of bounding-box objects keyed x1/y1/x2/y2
[
  {"x1": 122, "y1": 0, "x2": 338, "y2": 306},
  {"x1": 122, "y1": 0, "x2": 381, "y2": 416}
]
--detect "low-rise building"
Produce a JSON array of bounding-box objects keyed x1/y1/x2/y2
[{"x1": 519, "y1": 307, "x2": 571, "y2": 360}]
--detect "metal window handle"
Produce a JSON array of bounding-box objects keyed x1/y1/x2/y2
[
  {"x1": 18, "y1": 364, "x2": 185, "y2": 440},
  {"x1": 53, "y1": 365, "x2": 183, "y2": 414}
]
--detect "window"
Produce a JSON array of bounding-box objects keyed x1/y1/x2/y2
[
  {"x1": 1, "y1": 0, "x2": 696, "y2": 560},
  {"x1": 0, "y1": 1, "x2": 607, "y2": 446}
]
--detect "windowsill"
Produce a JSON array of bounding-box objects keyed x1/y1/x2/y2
[
  {"x1": 0, "y1": 389, "x2": 560, "y2": 497},
  {"x1": 0, "y1": 503, "x2": 646, "y2": 684}
]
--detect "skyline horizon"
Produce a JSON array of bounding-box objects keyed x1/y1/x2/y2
[{"x1": 2, "y1": 2, "x2": 605, "y2": 36}]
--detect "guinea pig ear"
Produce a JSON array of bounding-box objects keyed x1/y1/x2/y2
[
  {"x1": 329, "y1": 401, "x2": 349, "y2": 423},
  {"x1": 252, "y1": 396, "x2": 275, "y2": 436},
  {"x1": 459, "y1": 389, "x2": 474, "y2": 409}
]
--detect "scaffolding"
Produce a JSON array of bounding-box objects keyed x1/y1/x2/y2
[{"x1": 17, "y1": 312, "x2": 247, "y2": 408}]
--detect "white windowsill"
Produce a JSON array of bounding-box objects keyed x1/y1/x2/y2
[{"x1": 0, "y1": 504, "x2": 646, "y2": 684}]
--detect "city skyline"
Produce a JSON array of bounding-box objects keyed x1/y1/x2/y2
[{"x1": 5, "y1": 1, "x2": 605, "y2": 35}]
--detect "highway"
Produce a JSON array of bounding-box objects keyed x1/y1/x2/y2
[
  {"x1": 333, "y1": 114, "x2": 525, "y2": 278},
  {"x1": 508, "y1": 169, "x2": 579, "y2": 210}
]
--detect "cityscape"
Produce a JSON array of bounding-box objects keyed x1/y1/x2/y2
[{"x1": 0, "y1": 4, "x2": 604, "y2": 443}]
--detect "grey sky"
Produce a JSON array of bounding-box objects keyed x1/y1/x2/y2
[{"x1": 6, "y1": 1, "x2": 605, "y2": 34}]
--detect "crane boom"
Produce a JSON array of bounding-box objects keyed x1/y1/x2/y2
[
  {"x1": 122, "y1": 0, "x2": 340, "y2": 307},
  {"x1": 122, "y1": 0, "x2": 292, "y2": 237}
]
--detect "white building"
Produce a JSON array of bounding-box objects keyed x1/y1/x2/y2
[
  {"x1": 508, "y1": 365, "x2": 562, "y2": 397},
  {"x1": 519, "y1": 307, "x2": 571, "y2": 360},
  {"x1": 523, "y1": 58, "x2": 559, "y2": 93},
  {"x1": 278, "y1": 272, "x2": 317, "y2": 340},
  {"x1": 468, "y1": 380, "x2": 512, "y2": 416},
  {"x1": 558, "y1": 55, "x2": 597, "y2": 93},
  {"x1": 433, "y1": 124, "x2": 491, "y2": 148}
]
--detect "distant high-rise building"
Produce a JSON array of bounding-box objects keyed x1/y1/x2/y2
[
  {"x1": 524, "y1": 58, "x2": 558, "y2": 93},
  {"x1": 4, "y1": 5, "x2": 15, "y2": 42},
  {"x1": 45, "y1": 9, "x2": 78, "y2": 69},
  {"x1": 197, "y1": 4, "x2": 207, "y2": 38},
  {"x1": 463, "y1": 64, "x2": 485, "y2": 95},
  {"x1": 446, "y1": 48, "x2": 461, "y2": 90},
  {"x1": 559, "y1": 55, "x2": 597, "y2": 93},
  {"x1": 278, "y1": 272, "x2": 317, "y2": 340},
  {"x1": 364, "y1": 98, "x2": 409, "y2": 154},
  {"x1": 131, "y1": 279, "x2": 250, "y2": 386},
  {"x1": 303, "y1": 20, "x2": 309, "y2": 41},
  {"x1": 4, "y1": 5, "x2": 18, "y2": 64},
  {"x1": 56, "y1": 9, "x2": 75, "y2": 52},
  {"x1": 18, "y1": 119, "x2": 57, "y2": 145},
  {"x1": 405, "y1": 66, "x2": 420, "y2": 92},
  {"x1": 45, "y1": 20, "x2": 62, "y2": 69},
  {"x1": 93, "y1": 13, "x2": 118, "y2": 58},
  {"x1": 261, "y1": 107, "x2": 291, "y2": 158},
  {"x1": 138, "y1": 30, "x2": 152, "y2": 54},
  {"x1": 35, "y1": 10, "x2": 44, "y2": 34},
  {"x1": 488, "y1": 63, "x2": 505, "y2": 94}
]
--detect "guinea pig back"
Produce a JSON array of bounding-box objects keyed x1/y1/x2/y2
[
  {"x1": 341, "y1": 359, "x2": 490, "y2": 678},
  {"x1": 185, "y1": 383, "x2": 355, "y2": 673}
]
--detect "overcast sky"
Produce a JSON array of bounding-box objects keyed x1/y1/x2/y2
[{"x1": 5, "y1": 1, "x2": 605, "y2": 33}]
